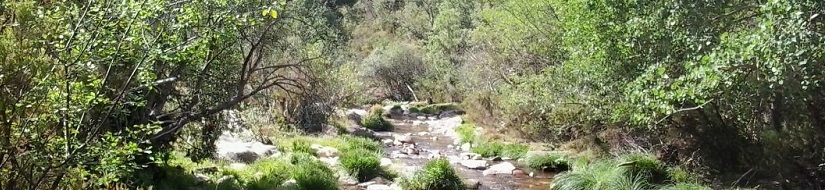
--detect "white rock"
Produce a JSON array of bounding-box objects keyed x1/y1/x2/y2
[
  {"x1": 390, "y1": 183, "x2": 403, "y2": 190},
  {"x1": 316, "y1": 146, "x2": 339, "y2": 157},
  {"x1": 395, "y1": 134, "x2": 413, "y2": 144},
  {"x1": 460, "y1": 152, "x2": 481, "y2": 160},
  {"x1": 460, "y1": 143, "x2": 472, "y2": 151},
  {"x1": 380, "y1": 158, "x2": 393, "y2": 167},
  {"x1": 319, "y1": 157, "x2": 340, "y2": 167},
  {"x1": 482, "y1": 162, "x2": 516, "y2": 176},
  {"x1": 280, "y1": 179, "x2": 298, "y2": 189},
  {"x1": 472, "y1": 154, "x2": 483, "y2": 160},
  {"x1": 452, "y1": 139, "x2": 462, "y2": 145},
  {"x1": 382, "y1": 139, "x2": 395, "y2": 145},
  {"x1": 460, "y1": 160, "x2": 489, "y2": 170},
  {"x1": 367, "y1": 184, "x2": 392, "y2": 190},
  {"x1": 229, "y1": 163, "x2": 248, "y2": 170}
]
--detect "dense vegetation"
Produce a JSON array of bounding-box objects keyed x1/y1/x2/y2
[{"x1": 1, "y1": 0, "x2": 824, "y2": 189}]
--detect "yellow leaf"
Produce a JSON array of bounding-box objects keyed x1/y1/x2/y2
[
  {"x1": 270, "y1": 10, "x2": 278, "y2": 19},
  {"x1": 262, "y1": 9, "x2": 269, "y2": 17}
]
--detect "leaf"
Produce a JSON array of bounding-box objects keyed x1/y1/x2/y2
[
  {"x1": 262, "y1": 9, "x2": 269, "y2": 17},
  {"x1": 270, "y1": 10, "x2": 278, "y2": 19}
]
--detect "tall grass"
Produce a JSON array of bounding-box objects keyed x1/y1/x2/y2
[
  {"x1": 525, "y1": 152, "x2": 570, "y2": 172},
  {"x1": 551, "y1": 153, "x2": 710, "y2": 190},
  {"x1": 471, "y1": 141, "x2": 528, "y2": 158},
  {"x1": 400, "y1": 158, "x2": 464, "y2": 190},
  {"x1": 455, "y1": 123, "x2": 476, "y2": 144}
]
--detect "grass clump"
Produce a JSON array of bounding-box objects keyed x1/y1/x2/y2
[
  {"x1": 285, "y1": 139, "x2": 316, "y2": 156},
  {"x1": 225, "y1": 153, "x2": 338, "y2": 190},
  {"x1": 471, "y1": 141, "x2": 528, "y2": 158},
  {"x1": 340, "y1": 148, "x2": 382, "y2": 182},
  {"x1": 338, "y1": 135, "x2": 383, "y2": 152},
  {"x1": 455, "y1": 123, "x2": 476, "y2": 144},
  {"x1": 525, "y1": 152, "x2": 570, "y2": 172},
  {"x1": 400, "y1": 158, "x2": 464, "y2": 190},
  {"x1": 551, "y1": 153, "x2": 708, "y2": 190},
  {"x1": 361, "y1": 105, "x2": 393, "y2": 131},
  {"x1": 409, "y1": 103, "x2": 460, "y2": 115}
]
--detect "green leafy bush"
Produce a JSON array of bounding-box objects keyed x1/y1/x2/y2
[
  {"x1": 400, "y1": 158, "x2": 464, "y2": 190},
  {"x1": 362, "y1": 105, "x2": 394, "y2": 131},
  {"x1": 525, "y1": 153, "x2": 570, "y2": 172},
  {"x1": 471, "y1": 141, "x2": 528, "y2": 158},
  {"x1": 224, "y1": 154, "x2": 338, "y2": 190},
  {"x1": 455, "y1": 123, "x2": 476, "y2": 143},
  {"x1": 340, "y1": 148, "x2": 382, "y2": 182},
  {"x1": 618, "y1": 153, "x2": 668, "y2": 184}
]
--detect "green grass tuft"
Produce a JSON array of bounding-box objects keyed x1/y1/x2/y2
[
  {"x1": 471, "y1": 141, "x2": 528, "y2": 158},
  {"x1": 361, "y1": 106, "x2": 393, "y2": 131},
  {"x1": 455, "y1": 123, "x2": 476, "y2": 144},
  {"x1": 525, "y1": 152, "x2": 570, "y2": 172},
  {"x1": 400, "y1": 158, "x2": 464, "y2": 190},
  {"x1": 338, "y1": 135, "x2": 383, "y2": 152},
  {"x1": 617, "y1": 153, "x2": 668, "y2": 184},
  {"x1": 660, "y1": 182, "x2": 713, "y2": 190},
  {"x1": 340, "y1": 148, "x2": 382, "y2": 182}
]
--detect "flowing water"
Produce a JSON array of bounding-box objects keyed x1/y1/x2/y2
[{"x1": 375, "y1": 115, "x2": 554, "y2": 190}]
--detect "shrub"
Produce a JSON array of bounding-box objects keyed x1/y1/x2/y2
[
  {"x1": 666, "y1": 167, "x2": 695, "y2": 183},
  {"x1": 408, "y1": 106, "x2": 421, "y2": 113},
  {"x1": 291, "y1": 157, "x2": 339, "y2": 190},
  {"x1": 400, "y1": 158, "x2": 464, "y2": 190},
  {"x1": 455, "y1": 123, "x2": 476, "y2": 143},
  {"x1": 340, "y1": 148, "x2": 382, "y2": 182},
  {"x1": 660, "y1": 182, "x2": 713, "y2": 190},
  {"x1": 525, "y1": 153, "x2": 570, "y2": 172},
  {"x1": 227, "y1": 159, "x2": 292, "y2": 190},
  {"x1": 551, "y1": 159, "x2": 632, "y2": 190},
  {"x1": 339, "y1": 135, "x2": 383, "y2": 152},
  {"x1": 617, "y1": 153, "x2": 668, "y2": 184},
  {"x1": 287, "y1": 139, "x2": 317, "y2": 156},
  {"x1": 362, "y1": 106, "x2": 393, "y2": 131},
  {"x1": 471, "y1": 141, "x2": 528, "y2": 158}
]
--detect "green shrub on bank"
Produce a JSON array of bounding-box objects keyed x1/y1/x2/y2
[
  {"x1": 471, "y1": 141, "x2": 528, "y2": 158},
  {"x1": 408, "y1": 103, "x2": 460, "y2": 115},
  {"x1": 455, "y1": 123, "x2": 476, "y2": 143},
  {"x1": 551, "y1": 153, "x2": 708, "y2": 190},
  {"x1": 400, "y1": 158, "x2": 464, "y2": 190},
  {"x1": 362, "y1": 105, "x2": 393, "y2": 131},
  {"x1": 525, "y1": 152, "x2": 570, "y2": 172},
  {"x1": 222, "y1": 154, "x2": 338, "y2": 190},
  {"x1": 340, "y1": 148, "x2": 382, "y2": 182}
]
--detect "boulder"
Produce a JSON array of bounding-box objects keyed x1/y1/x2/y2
[
  {"x1": 315, "y1": 146, "x2": 339, "y2": 157},
  {"x1": 280, "y1": 179, "x2": 298, "y2": 189},
  {"x1": 380, "y1": 158, "x2": 393, "y2": 167},
  {"x1": 390, "y1": 183, "x2": 402, "y2": 190},
  {"x1": 460, "y1": 143, "x2": 472, "y2": 152},
  {"x1": 345, "y1": 127, "x2": 377, "y2": 139},
  {"x1": 320, "y1": 124, "x2": 340, "y2": 137},
  {"x1": 438, "y1": 110, "x2": 466, "y2": 118},
  {"x1": 229, "y1": 163, "x2": 248, "y2": 170},
  {"x1": 464, "y1": 179, "x2": 481, "y2": 189},
  {"x1": 482, "y1": 162, "x2": 516, "y2": 176},
  {"x1": 460, "y1": 152, "x2": 481, "y2": 160},
  {"x1": 216, "y1": 140, "x2": 279, "y2": 163},
  {"x1": 319, "y1": 157, "x2": 340, "y2": 167},
  {"x1": 395, "y1": 134, "x2": 413, "y2": 144},
  {"x1": 460, "y1": 160, "x2": 489, "y2": 170},
  {"x1": 491, "y1": 157, "x2": 503, "y2": 161},
  {"x1": 382, "y1": 138, "x2": 395, "y2": 145},
  {"x1": 400, "y1": 146, "x2": 419, "y2": 155},
  {"x1": 367, "y1": 184, "x2": 392, "y2": 190},
  {"x1": 346, "y1": 109, "x2": 368, "y2": 122},
  {"x1": 512, "y1": 169, "x2": 528, "y2": 177}
]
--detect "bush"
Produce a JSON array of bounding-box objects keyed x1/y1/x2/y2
[
  {"x1": 339, "y1": 135, "x2": 383, "y2": 152},
  {"x1": 455, "y1": 123, "x2": 476, "y2": 144},
  {"x1": 525, "y1": 152, "x2": 570, "y2": 172},
  {"x1": 362, "y1": 106, "x2": 393, "y2": 131},
  {"x1": 551, "y1": 159, "x2": 635, "y2": 190},
  {"x1": 617, "y1": 153, "x2": 668, "y2": 184},
  {"x1": 340, "y1": 148, "x2": 383, "y2": 182},
  {"x1": 471, "y1": 141, "x2": 528, "y2": 158},
  {"x1": 286, "y1": 139, "x2": 317, "y2": 156},
  {"x1": 223, "y1": 154, "x2": 338, "y2": 190},
  {"x1": 660, "y1": 182, "x2": 713, "y2": 190},
  {"x1": 400, "y1": 158, "x2": 464, "y2": 190}
]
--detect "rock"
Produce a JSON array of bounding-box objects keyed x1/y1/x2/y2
[
  {"x1": 463, "y1": 179, "x2": 481, "y2": 189},
  {"x1": 447, "y1": 145, "x2": 455, "y2": 149},
  {"x1": 416, "y1": 116, "x2": 427, "y2": 120},
  {"x1": 432, "y1": 136, "x2": 438, "y2": 141},
  {"x1": 395, "y1": 134, "x2": 413, "y2": 144},
  {"x1": 229, "y1": 163, "x2": 248, "y2": 170},
  {"x1": 216, "y1": 139, "x2": 279, "y2": 163},
  {"x1": 452, "y1": 139, "x2": 461, "y2": 145},
  {"x1": 367, "y1": 184, "x2": 392, "y2": 190},
  {"x1": 346, "y1": 109, "x2": 368, "y2": 123},
  {"x1": 502, "y1": 157, "x2": 513, "y2": 161},
  {"x1": 194, "y1": 173, "x2": 210, "y2": 183},
  {"x1": 389, "y1": 183, "x2": 402, "y2": 190},
  {"x1": 380, "y1": 158, "x2": 393, "y2": 167},
  {"x1": 280, "y1": 179, "x2": 298, "y2": 189},
  {"x1": 338, "y1": 171, "x2": 359, "y2": 185},
  {"x1": 529, "y1": 172, "x2": 535, "y2": 177},
  {"x1": 216, "y1": 175, "x2": 235, "y2": 185},
  {"x1": 382, "y1": 138, "x2": 395, "y2": 145},
  {"x1": 346, "y1": 127, "x2": 377, "y2": 139},
  {"x1": 447, "y1": 155, "x2": 462, "y2": 164},
  {"x1": 369, "y1": 177, "x2": 391, "y2": 184},
  {"x1": 194, "y1": 166, "x2": 219, "y2": 173},
  {"x1": 472, "y1": 154, "x2": 483, "y2": 160},
  {"x1": 319, "y1": 157, "x2": 340, "y2": 167},
  {"x1": 391, "y1": 151, "x2": 409, "y2": 159},
  {"x1": 400, "y1": 146, "x2": 419, "y2": 155},
  {"x1": 438, "y1": 110, "x2": 465, "y2": 118},
  {"x1": 321, "y1": 124, "x2": 340, "y2": 137},
  {"x1": 460, "y1": 143, "x2": 472, "y2": 151},
  {"x1": 460, "y1": 160, "x2": 489, "y2": 170},
  {"x1": 512, "y1": 169, "x2": 528, "y2": 177},
  {"x1": 315, "y1": 146, "x2": 339, "y2": 157},
  {"x1": 417, "y1": 132, "x2": 429, "y2": 136},
  {"x1": 482, "y1": 162, "x2": 516, "y2": 176},
  {"x1": 358, "y1": 181, "x2": 377, "y2": 187},
  {"x1": 460, "y1": 152, "x2": 481, "y2": 160},
  {"x1": 393, "y1": 139, "x2": 404, "y2": 146}
]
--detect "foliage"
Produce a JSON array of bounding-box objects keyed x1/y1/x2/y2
[
  {"x1": 552, "y1": 153, "x2": 708, "y2": 190},
  {"x1": 471, "y1": 141, "x2": 528, "y2": 158},
  {"x1": 455, "y1": 123, "x2": 476, "y2": 144},
  {"x1": 361, "y1": 106, "x2": 393, "y2": 131},
  {"x1": 660, "y1": 183, "x2": 713, "y2": 190},
  {"x1": 340, "y1": 148, "x2": 382, "y2": 182},
  {"x1": 224, "y1": 154, "x2": 337, "y2": 190},
  {"x1": 400, "y1": 158, "x2": 464, "y2": 190},
  {"x1": 525, "y1": 153, "x2": 570, "y2": 172}
]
